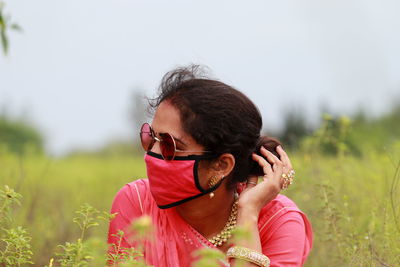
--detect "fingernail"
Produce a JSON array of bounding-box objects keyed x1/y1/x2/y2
[{"x1": 261, "y1": 146, "x2": 266, "y2": 151}]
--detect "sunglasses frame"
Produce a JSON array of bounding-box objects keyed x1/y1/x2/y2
[{"x1": 140, "y1": 123, "x2": 211, "y2": 160}]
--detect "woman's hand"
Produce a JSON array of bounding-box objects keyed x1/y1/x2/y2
[{"x1": 237, "y1": 145, "x2": 294, "y2": 216}]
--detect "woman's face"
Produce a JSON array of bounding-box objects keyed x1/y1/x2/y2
[{"x1": 150, "y1": 100, "x2": 213, "y2": 187}]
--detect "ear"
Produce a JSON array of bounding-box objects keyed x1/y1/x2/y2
[{"x1": 213, "y1": 153, "x2": 235, "y2": 178}]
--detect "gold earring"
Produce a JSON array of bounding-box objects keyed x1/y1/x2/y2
[
  {"x1": 208, "y1": 175, "x2": 223, "y2": 199},
  {"x1": 208, "y1": 176, "x2": 220, "y2": 188}
]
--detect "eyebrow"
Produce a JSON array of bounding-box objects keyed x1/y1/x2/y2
[
  {"x1": 173, "y1": 136, "x2": 187, "y2": 147},
  {"x1": 154, "y1": 128, "x2": 187, "y2": 147}
]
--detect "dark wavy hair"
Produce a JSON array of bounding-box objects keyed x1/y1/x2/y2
[{"x1": 149, "y1": 65, "x2": 281, "y2": 188}]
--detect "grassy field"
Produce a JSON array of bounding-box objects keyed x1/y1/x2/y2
[{"x1": 1, "y1": 143, "x2": 400, "y2": 266}]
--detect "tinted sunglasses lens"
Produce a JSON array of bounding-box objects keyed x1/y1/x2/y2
[
  {"x1": 160, "y1": 133, "x2": 175, "y2": 160},
  {"x1": 140, "y1": 123, "x2": 154, "y2": 151}
]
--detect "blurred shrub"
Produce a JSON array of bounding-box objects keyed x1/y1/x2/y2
[
  {"x1": 279, "y1": 108, "x2": 312, "y2": 150},
  {"x1": 349, "y1": 103, "x2": 400, "y2": 153},
  {"x1": 301, "y1": 114, "x2": 361, "y2": 157},
  {"x1": 0, "y1": 115, "x2": 44, "y2": 155},
  {"x1": 275, "y1": 100, "x2": 400, "y2": 157},
  {"x1": 66, "y1": 140, "x2": 142, "y2": 158}
]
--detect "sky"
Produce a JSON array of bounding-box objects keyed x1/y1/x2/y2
[{"x1": 1, "y1": 0, "x2": 400, "y2": 156}]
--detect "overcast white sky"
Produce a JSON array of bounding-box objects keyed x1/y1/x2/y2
[{"x1": 1, "y1": 0, "x2": 399, "y2": 155}]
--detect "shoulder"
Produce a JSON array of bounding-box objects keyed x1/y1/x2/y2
[
  {"x1": 108, "y1": 179, "x2": 151, "y2": 250},
  {"x1": 110, "y1": 179, "x2": 151, "y2": 216},
  {"x1": 121, "y1": 178, "x2": 150, "y2": 194},
  {"x1": 114, "y1": 179, "x2": 149, "y2": 200}
]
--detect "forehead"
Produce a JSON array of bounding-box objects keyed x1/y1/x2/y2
[
  {"x1": 151, "y1": 100, "x2": 205, "y2": 150},
  {"x1": 151, "y1": 100, "x2": 184, "y2": 135}
]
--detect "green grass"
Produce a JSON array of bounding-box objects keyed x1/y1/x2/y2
[{"x1": 1, "y1": 145, "x2": 399, "y2": 266}]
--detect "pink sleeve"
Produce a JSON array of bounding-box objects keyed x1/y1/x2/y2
[
  {"x1": 107, "y1": 181, "x2": 145, "y2": 254},
  {"x1": 260, "y1": 211, "x2": 311, "y2": 267}
]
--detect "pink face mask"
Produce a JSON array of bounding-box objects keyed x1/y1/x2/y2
[{"x1": 145, "y1": 151, "x2": 223, "y2": 209}]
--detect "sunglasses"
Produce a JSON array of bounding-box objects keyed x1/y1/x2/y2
[{"x1": 140, "y1": 123, "x2": 211, "y2": 160}]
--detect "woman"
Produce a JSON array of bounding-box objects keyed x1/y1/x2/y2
[{"x1": 107, "y1": 66, "x2": 313, "y2": 267}]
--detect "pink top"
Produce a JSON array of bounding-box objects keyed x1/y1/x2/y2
[{"x1": 107, "y1": 179, "x2": 313, "y2": 267}]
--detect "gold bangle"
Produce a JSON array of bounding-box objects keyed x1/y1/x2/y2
[{"x1": 226, "y1": 246, "x2": 270, "y2": 267}]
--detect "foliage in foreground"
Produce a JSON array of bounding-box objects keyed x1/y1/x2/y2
[
  {"x1": 0, "y1": 185, "x2": 33, "y2": 266},
  {"x1": 0, "y1": 1, "x2": 22, "y2": 55},
  {"x1": 0, "y1": 185, "x2": 226, "y2": 267}
]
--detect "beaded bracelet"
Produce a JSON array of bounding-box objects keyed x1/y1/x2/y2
[{"x1": 226, "y1": 246, "x2": 270, "y2": 267}]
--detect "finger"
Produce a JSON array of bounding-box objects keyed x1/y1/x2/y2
[
  {"x1": 252, "y1": 153, "x2": 273, "y2": 176},
  {"x1": 276, "y1": 145, "x2": 293, "y2": 169},
  {"x1": 246, "y1": 175, "x2": 258, "y2": 188},
  {"x1": 252, "y1": 153, "x2": 284, "y2": 193},
  {"x1": 252, "y1": 152, "x2": 268, "y2": 166},
  {"x1": 260, "y1": 146, "x2": 283, "y2": 167}
]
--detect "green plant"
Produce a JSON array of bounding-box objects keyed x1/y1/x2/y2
[
  {"x1": 54, "y1": 204, "x2": 113, "y2": 267},
  {"x1": 0, "y1": 185, "x2": 22, "y2": 226},
  {"x1": 0, "y1": 185, "x2": 33, "y2": 266},
  {"x1": 107, "y1": 230, "x2": 147, "y2": 267},
  {"x1": 0, "y1": 226, "x2": 33, "y2": 266},
  {"x1": 0, "y1": 1, "x2": 22, "y2": 55}
]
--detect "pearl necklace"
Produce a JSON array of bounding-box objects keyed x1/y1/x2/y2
[{"x1": 208, "y1": 200, "x2": 238, "y2": 247}]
